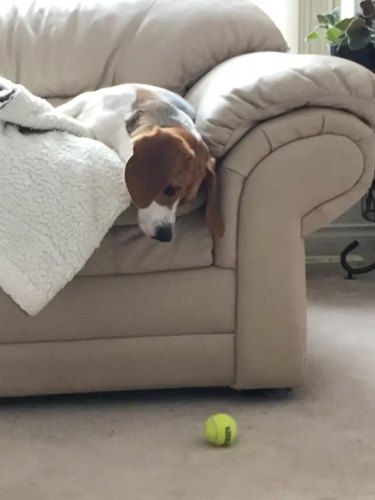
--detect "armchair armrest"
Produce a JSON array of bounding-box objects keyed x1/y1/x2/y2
[
  {"x1": 186, "y1": 52, "x2": 375, "y2": 158},
  {"x1": 186, "y1": 52, "x2": 375, "y2": 389},
  {"x1": 214, "y1": 107, "x2": 375, "y2": 389}
]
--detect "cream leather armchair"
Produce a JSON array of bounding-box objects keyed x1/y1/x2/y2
[{"x1": 0, "y1": 0, "x2": 374, "y2": 396}]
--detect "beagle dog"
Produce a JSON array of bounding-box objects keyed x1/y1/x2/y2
[{"x1": 58, "y1": 84, "x2": 224, "y2": 242}]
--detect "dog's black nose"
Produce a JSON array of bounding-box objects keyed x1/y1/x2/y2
[{"x1": 154, "y1": 225, "x2": 173, "y2": 242}]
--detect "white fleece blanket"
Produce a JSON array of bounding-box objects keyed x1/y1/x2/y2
[{"x1": 0, "y1": 78, "x2": 131, "y2": 315}]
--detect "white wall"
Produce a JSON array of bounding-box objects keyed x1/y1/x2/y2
[
  {"x1": 341, "y1": 0, "x2": 361, "y2": 17},
  {"x1": 251, "y1": 0, "x2": 299, "y2": 53},
  {"x1": 253, "y1": 0, "x2": 342, "y2": 54}
]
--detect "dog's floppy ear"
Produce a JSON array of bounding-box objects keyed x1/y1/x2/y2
[
  {"x1": 125, "y1": 127, "x2": 193, "y2": 208},
  {"x1": 205, "y1": 157, "x2": 224, "y2": 238}
]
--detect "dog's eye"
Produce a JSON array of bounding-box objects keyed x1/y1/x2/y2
[{"x1": 163, "y1": 186, "x2": 177, "y2": 197}]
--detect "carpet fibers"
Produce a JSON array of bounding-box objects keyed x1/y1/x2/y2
[{"x1": 1, "y1": 268, "x2": 375, "y2": 499}]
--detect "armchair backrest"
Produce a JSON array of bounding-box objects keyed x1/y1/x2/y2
[{"x1": 0, "y1": 0, "x2": 287, "y2": 97}]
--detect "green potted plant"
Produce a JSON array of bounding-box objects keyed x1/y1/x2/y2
[{"x1": 306, "y1": 0, "x2": 375, "y2": 70}]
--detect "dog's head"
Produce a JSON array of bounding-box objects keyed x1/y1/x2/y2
[{"x1": 125, "y1": 126, "x2": 224, "y2": 242}]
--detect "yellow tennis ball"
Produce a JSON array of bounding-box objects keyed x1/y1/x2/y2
[{"x1": 204, "y1": 413, "x2": 237, "y2": 446}]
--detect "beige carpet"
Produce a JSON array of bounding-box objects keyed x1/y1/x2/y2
[{"x1": 1, "y1": 267, "x2": 375, "y2": 500}]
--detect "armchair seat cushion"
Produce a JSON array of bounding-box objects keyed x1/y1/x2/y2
[{"x1": 80, "y1": 208, "x2": 213, "y2": 277}]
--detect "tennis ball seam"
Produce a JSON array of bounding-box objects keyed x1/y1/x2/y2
[
  {"x1": 205, "y1": 414, "x2": 237, "y2": 446},
  {"x1": 224, "y1": 425, "x2": 231, "y2": 445}
]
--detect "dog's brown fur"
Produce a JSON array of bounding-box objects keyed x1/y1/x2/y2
[{"x1": 125, "y1": 125, "x2": 224, "y2": 237}]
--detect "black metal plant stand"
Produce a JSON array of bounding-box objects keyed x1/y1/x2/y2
[{"x1": 340, "y1": 180, "x2": 375, "y2": 279}]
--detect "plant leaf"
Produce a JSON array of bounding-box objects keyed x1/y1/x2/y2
[
  {"x1": 306, "y1": 31, "x2": 319, "y2": 41},
  {"x1": 360, "y1": 0, "x2": 375, "y2": 18},
  {"x1": 325, "y1": 14, "x2": 337, "y2": 26},
  {"x1": 326, "y1": 27, "x2": 345, "y2": 44},
  {"x1": 347, "y1": 17, "x2": 367, "y2": 31},
  {"x1": 336, "y1": 18, "x2": 355, "y2": 31},
  {"x1": 317, "y1": 14, "x2": 329, "y2": 27},
  {"x1": 347, "y1": 26, "x2": 371, "y2": 49}
]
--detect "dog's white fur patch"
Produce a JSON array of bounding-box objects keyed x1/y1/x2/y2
[{"x1": 138, "y1": 199, "x2": 179, "y2": 238}]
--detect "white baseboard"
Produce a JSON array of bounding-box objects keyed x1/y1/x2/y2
[{"x1": 305, "y1": 223, "x2": 375, "y2": 256}]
